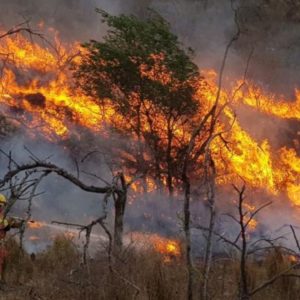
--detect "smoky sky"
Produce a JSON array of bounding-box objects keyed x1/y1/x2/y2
[{"x1": 2, "y1": 0, "x2": 300, "y2": 93}]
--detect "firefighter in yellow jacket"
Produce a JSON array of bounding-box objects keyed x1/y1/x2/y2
[{"x1": 0, "y1": 194, "x2": 22, "y2": 282}]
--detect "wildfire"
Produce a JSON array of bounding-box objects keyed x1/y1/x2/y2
[
  {"x1": 0, "y1": 31, "x2": 107, "y2": 140},
  {"x1": 0, "y1": 27, "x2": 300, "y2": 209},
  {"x1": 131, "y1": 232, "x2": 181, "y2": 262},
  {"x1": 233, "y1": 82, "x2": 300, "y2": 120},
  {"x1": 153, "y1": 237, "x2": 181, "y2": 263}
]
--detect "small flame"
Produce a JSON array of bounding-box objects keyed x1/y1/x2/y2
[
  {"x1": 29, "y1": 235, "x2": 40, "y2": 241},
  {"x1": 248, "y1": 219, "x2": 258, "y2": 231},
  {"x1": 28, "y1": 221, "x2": 46, "y2": 229},
  {"x1": 287, "y1": 254, "x2": 298, "y2": 263},
  {"x1": 151, "y1": 235, "x2": 181, "y2": 262},
  {"x1": 64, "y1": 231, "x2": 77, "y2": 240},
  {"x1": 131, "y1": 232, "x2": 181, "y2": 262}
]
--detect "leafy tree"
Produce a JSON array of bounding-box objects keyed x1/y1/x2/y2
[{"x1": 74, "y1": 9, "x2": 202, "y2": 195}]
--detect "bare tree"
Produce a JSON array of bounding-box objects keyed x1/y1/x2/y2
[
  {"x1": 196, "y1": 184, "x2": 300, "y2": 300},
  {"x1": 0, "y1": 149, "x2": 142, "y2": 254},
  {"x1": 112, "y1": 172, "x2": 127, "y2": 252},
  {"x1": 179, "y1": 2, "x2": 241, "y2": 296}
]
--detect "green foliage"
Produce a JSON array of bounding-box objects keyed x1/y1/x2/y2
[
  {"x1": 73, "y1": 10, "x2": 203, "y2": 191},
  {"x1": 74, "y1": 9, "x2": 200, "y2": 116}
]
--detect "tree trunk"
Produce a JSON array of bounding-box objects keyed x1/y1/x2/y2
[
  {"x1": 202, "y1": 153, "x2": 216, "y2": 300},
  {"x1": 166, "y1": 116, "x2": 174, "y2": 197},
  {"x1": 239, "y1": 189, "x2": 249, "y2": 300},
  {"x1": 113, "y1": 173, "x2": 127, "y2": 253},
  {"x1": 183, "y1": 169, "x2": 193, "y2": 300}
]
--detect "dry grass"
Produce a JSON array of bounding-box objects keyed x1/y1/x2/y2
[{"x1": 0, "y1": 237, "x2": 299, "y2": 299}]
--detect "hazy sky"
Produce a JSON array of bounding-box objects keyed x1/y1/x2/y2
[{"x1": 1, "y1": 0, "x2": 300, "y2": 94}]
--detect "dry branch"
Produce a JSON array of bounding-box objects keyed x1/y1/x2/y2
[{"x1": 0, "y1": 161, "x2": 114, "y2": 194}]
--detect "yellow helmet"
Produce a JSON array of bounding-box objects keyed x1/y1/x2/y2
[{"x1": 0, "y1": 194, "x2": 7, "y2": 205}]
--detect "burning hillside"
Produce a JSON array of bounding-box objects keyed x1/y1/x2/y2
[
  {"x1": 0, "y1": 29, "x2": 106, "y2": 140},
  {"x1": 2, "y1": 2, "x2": 300, "y2": 299},
  {"x1": 0, "y1": 27, "x2": 299, "y2": 208}
]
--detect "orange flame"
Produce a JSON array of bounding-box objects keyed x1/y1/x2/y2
[
  {"x1": 153, "y1": 237, "x2": 181, "y2": 263},
  {"x1": 27, "y1": 221, "x2": 46, "y2": 229},
  {"x1": 0, "y1": 28, "x2": 300, "y2": 208},
  {"x1": 131, "y1": 232, "x2": 181, "y2": 262},
  {"x1": 29, "y1": 235, "x2": 40, "y2": 241}
]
